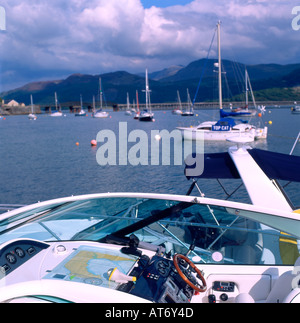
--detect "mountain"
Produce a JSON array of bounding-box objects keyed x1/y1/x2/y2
[
  {"x1": 149, "y1": 65, "x2": 184, "y2": 80},
  {"x1": 2, "y1": 59, "x2": 300, "y2": 106}
]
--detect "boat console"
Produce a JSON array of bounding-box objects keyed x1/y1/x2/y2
[
  {"x1": 125, "y1": 255, "x2": 195, "y2": 303},
  {"x1": 0, "y1": 237, "x2": 206, "y2": 303},
  {"x1": 0, "y1": 239, "x2": 50, "y2": 277}
]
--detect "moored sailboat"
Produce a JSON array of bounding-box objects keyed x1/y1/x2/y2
[
  {"x1": 134, "y1": 90, "x2": 140, "y2": 119},
  {"x1": 172, "y1": 91, "x2": 183, "y2": 115},
  {"x1": 75, "y1": 95, "x2": 87, "y2": 117},
  {"x1": 139, "y1": 69, "x2": 154, "y2": 122},
  {"x1": 181, "y1": 89, "x2": 194, "y2": 116},
  {"x1": 28, "y1": 95, "x2": 37, "y2": 120},
  {"x1": 178, "y1": 22, "x2": 267, "y2": 141},
  {"x1": 125, "y1": 93, "x2": 132, "y2": 116},
  {"x1": 93, "y1": 78, "x2": 109, "y2": 118},
  {"x1": 50, "y1": 92, "x2": 63, "y2": 117}
]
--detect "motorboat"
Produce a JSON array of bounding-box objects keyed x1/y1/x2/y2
[
  {"x1": 0, "y1": 137, "x2": 299, "y2": 303},
  {"x1": 28, "y1": 95, "x2": 37, "y2": 121},
  {"x1": 139, "y1": 69, "x2": 154, "y2": 122}
]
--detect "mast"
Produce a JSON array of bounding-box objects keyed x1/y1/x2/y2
[
  {"x1": 136, "y1": 90, "x2": 140, "y2": 112},
  {"x1": 145, "y1": 68, "x2": 149, "y2": 111},
  {"x1": 99, "y1": 78, "x2": 103, "y2": 110},
  {"x1": 177, "y1": 90, "x2": 182, "y2": 111},
  {"x1": 30, "y1": 95, "x2": 34, "y2": 113},
  {"x1": 245, "y1": 69, "x2": 249, "y2": 107},
  {"x1": 187, "y1": 88, "x2": 192, "y2": 112},
  {"x1": 93, "y1": 95, "x2": 96, "y2": 113},
  {"x1": 127, "y1": 92, "x2": 130, "y2": 110},
  {"x1": 80, "y1": 94, "x2": 83, "y2": 111},
  {"x1": 217, "y1": 21, "x2": 223, "y2": 111}
]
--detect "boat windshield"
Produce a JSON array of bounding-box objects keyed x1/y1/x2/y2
[{"x1": 0, "y1": 196, "x2": 299, "y2": 266}]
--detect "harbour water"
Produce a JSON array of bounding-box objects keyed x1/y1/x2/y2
[{"x1": 0, "y1": 108, "x2": 299, "y2": 207}]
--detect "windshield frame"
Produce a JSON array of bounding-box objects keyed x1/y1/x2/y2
[{"x1": 0, "y1": 192, "x2": 299, "y2": 238}]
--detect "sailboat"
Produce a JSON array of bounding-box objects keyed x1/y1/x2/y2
[
  {"x1": 75, "y1": 95, "x2": 87, "y2": 117},
  {"x1": 139, "y1": 69, "x2": 154, "y2": 122},
  {"x1": 181, "y1": 89, "x2": 194, "y2": 116},
  {"x1": 172, "y1": 91, "x2": 183, "y2": 115},
  {"x1": 220, "y1": 70, "x2": 257, "y2": 118},
  {"x1": 93, "y1": 78, "x2": 109, "y2": 118},
  {"x1": 177, "y1": 22, "x2": 267, "y2": 141},
  {"x1": 125, "y1": 93, "x2": 132, "y2": 116},
  {"x1": 50, "y1": 92, "x2": 63, "y2": 117},
  {"x1": 28, "y1": 95, "x2": 37, "y2": 120},
  {"x1": 134, "y1": 90, "x2": 140, "y2": 119}
]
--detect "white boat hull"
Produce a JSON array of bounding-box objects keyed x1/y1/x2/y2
[
  {"x1": 93, "y1": 112, "x2": 109, "y2": 118},
  {"x1": 139, "y1": 112, "x2": 154, "y2": 122},
  {"x1": 172, "y1": 109, "x2": 182, "y2": 115},
  {"x1": 28, "y1": 114, "x2": 37, "y2": 120},
  {"x1": 50, "y1": 112, "x2": 63, "y2": 117},
  {"x1": 292, "y1": 106, "x2": 300, "y2": 114},
  {"x1": 178, "y1": 127, "x2": 255, "y2": 141}
]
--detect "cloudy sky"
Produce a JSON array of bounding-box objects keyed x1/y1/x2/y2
[{"x1": 0, "y1": 0, "x2": 299, "y2": 91}]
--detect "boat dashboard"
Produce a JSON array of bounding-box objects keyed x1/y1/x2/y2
[{"x1": 0, "y1": 237, "x2": 204, "y2": 303}]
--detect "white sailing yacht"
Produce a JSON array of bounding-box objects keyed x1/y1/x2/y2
[
  {"x1": 221, "y1": 70, "x2": 257, "y2": 118},
  {"x1": 134, "y1": 90, "x2": 140, "y2": 119},
  {"x1": 181, "y1": 89, "x2": 194, "y2": 116},
  {"x1": 125, "y1": 93, "x2": 132, "y2": 116},
  {"x1": 139, "y1": 69, "x2": 154, "y2": 122},
  {"x1": 50, "y1": 92, "x2": 63, "y2": 117},
  {"x1": 28, "y1": 95, "x2": 37, "y2": 120},
  {"x1": 172, "y1": 90, "x2": 183, "y2": 115},
  {"x1": 178, "y1": 22, "x2": 267, "y2": 141},
  {"x1": 93, "y1": 78, "x2": 109, "y2": 118},
  {"x1": 75, "y1": 95, "x2": 87, "y2": 117}
]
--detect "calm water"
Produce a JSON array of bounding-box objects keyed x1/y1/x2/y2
[{"x1": 0, "y1": 108, "x2": 299, "y2": 207}]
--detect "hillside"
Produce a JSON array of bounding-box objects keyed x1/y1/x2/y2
[{"x1": 1, "y1": 59, "x2": 300, "y2": 106}]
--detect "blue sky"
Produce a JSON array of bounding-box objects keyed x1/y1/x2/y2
[
  {"x1": 0, "y1": 0, "x2": 300, "y2": 91},
  {"x1": 141, "y1": 0, "x2": 193, "y2": 8}
]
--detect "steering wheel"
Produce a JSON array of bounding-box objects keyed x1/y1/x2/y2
[{"x1": 173, "y1": 254, "x2": 207, "y2": 293}]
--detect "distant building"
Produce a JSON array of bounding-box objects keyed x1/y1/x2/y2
[{"x1": 3, "y1": 100, "x2": 25, "y2": 107}]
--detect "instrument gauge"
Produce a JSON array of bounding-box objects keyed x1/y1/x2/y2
[
  {"x1": 15, "y1": 248, "x2": 25, "y2": 258},
  {"x1": 6, "y1": 253, "x2": 17, "y2": 264}
]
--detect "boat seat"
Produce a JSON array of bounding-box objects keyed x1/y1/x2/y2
[
  {"x1": 221, "y1": 219, "x2": 263, "y2": 264},
  {"x1": 235, "y1": 256, "x2": 300, "y2": 303}
]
